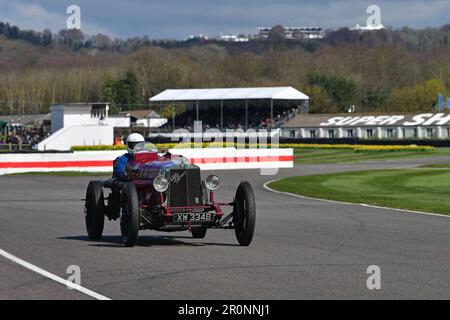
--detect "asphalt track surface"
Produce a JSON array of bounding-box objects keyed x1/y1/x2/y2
[{"x1": 1, "y1": 156, "x2": 450, "y2": 300}]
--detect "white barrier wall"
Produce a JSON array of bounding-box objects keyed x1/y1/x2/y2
[
  {"x1": 0, "y1": 148, "x2": 293, "y2": 175},
  {"x1": 37, "y1": 125, "x2": 114, "y2": 151},
  {"x1": 172, "y1": 148, "x2": 293, "y2": 170}
]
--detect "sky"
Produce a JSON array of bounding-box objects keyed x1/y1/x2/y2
[{"x1": 0, "y1": 0, "x2": 448, "y2": 39}]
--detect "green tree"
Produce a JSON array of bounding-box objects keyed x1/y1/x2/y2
[
  {"x1": 384, "y1": 79, "x2": 447, "y2": 112},
  {"x1": 384, "y1": 86, "x2": 417, "y2": 112},
  {"x1": 115, "y1": 70, "x2": 139, "y2": 105},
  {"x1": 102, "y1": 71, "x2": 139, "y2": 112},
  {"x1": 268, "y1": 25, "x2": 285, "y2": 40},
  {"x1": 58, "y1": 29, "x2": 85, "y2": 50},
  {"x1": 360, "y1": 89, "x2": 388, "y2": 111},
  {"x1": 102, "y1": 77, "x2": 117, "y2": 110},
  {"x1": 307, "y1": 73, "x2": 358, "y2": 112},
  {"x1": 159, "y1": 104, "x2": 177, "y2": 129},
  {"x1": 415, "y1": 79, "x2": 447, "y2": 111},
  {"x1": 305, "y1": 85, "x2": 337, "y2": 113},
  {"x1": 42, "y1": 29, "x2": 52, "y2": 46},
  {"x1": 159, "y1": 104, "x2": 176, "y2": 119}
]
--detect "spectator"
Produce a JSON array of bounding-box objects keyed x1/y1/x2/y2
[{"x1": 99, "y1": 116, "x2": 107, "y2": 126}]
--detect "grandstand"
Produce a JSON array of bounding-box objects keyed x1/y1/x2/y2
[{"x1": 149, "y1": 87, "x2": 310, "y2": 132}]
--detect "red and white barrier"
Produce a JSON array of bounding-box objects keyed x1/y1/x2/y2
[
  {"x1": 174, "y1": 148, "x2": 293, "y2": 170},
  {"x1": 0, "y1": 148, "x2": 293, "y2": 175}
]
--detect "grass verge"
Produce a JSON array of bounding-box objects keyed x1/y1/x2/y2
[
  {"x1": 293, "y1": 148, "x2": 450, "y2": 165},
  {"x1": 420, "y1": 164, "x2": 450, "y2": 169},
  {"x1": 268, "y1": 167, "x2": 450, "y2": 215}
]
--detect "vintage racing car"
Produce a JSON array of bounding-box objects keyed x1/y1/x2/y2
[{"x1": 84, "y1": 143, "x2": 256, "y2": 247}]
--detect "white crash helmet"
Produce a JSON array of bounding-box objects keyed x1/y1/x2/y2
[{"x1": 126, "y1": 133, "x2": 145, "y2": 155}]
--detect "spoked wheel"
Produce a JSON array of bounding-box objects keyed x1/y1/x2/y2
[
  {"x1": 120, "y1": 183, "x2": 140, "y2": 247},
  {"x1": 233, "y1": 182, "x2": 256, "y2": 246},
  {"x1": 85, "y1": 181, "x2": 105, "y2": 240},
  {"x1": 191, "y1": 227, "x2": 207, "y2": 239}
]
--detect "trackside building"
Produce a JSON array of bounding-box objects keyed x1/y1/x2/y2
[{"x1": 282, "y1": 113, "x2": 450, "y2": 140}]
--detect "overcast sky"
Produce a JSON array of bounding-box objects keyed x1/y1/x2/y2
[{"x1": 0, "y1": 0, "x2": 448, "y2": 39}]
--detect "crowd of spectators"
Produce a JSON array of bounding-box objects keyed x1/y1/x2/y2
[
  {"x1": 257, "y1": 107, "x2": 299, "y2": 129},
  {"x1": 162, "y1": 105, "x2": 300, "y2": 131},
  {"x1": 0, "y1": 127, "x2": 49, "y2": 149}
]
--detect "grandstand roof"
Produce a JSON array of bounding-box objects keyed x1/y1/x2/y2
[{"x1": 149, "y1": 87, "x2": 309, "y2": 102}]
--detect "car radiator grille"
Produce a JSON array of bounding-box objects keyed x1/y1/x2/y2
[{"x1": 168, "y1": 168, "x2": 203, "y2": 207}]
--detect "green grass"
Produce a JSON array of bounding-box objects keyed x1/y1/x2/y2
[
  {"x1": 294, "y1": 148, "x2": 450, "y2": 165},
  {"x1": 420, "y1": 164, "x2": 450, "y2": 169},
  {"x1": 9, "y1": 171, "x2": 111, "y2": 176},
  {"x1": 269, "y1": 167, "x2": 450, "y2": 215}
]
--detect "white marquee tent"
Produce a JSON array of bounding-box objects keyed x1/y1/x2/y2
[
  {"x1": 149, "y1": 87, "x2": 309, "y2": 129},
  {"x1": 149, "y1": 87, "x2": 309, "y2": 102}
]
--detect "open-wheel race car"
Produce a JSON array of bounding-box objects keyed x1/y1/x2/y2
[{"x1": 84, "y1": 143, "x2": 256, "y2": 247}]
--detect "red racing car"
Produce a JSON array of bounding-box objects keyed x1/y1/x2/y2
[{"x1": 84, "y1": 143, "x2": 256, "y2": 247}]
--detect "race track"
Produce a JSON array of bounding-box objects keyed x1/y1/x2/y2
[{"x1": 1, "y1": 156, "x2": 450, "y2": 300}]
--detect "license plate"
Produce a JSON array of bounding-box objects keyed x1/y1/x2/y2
[{"x1": 174, "y1": 213, "x2": 214, "y2": 223}]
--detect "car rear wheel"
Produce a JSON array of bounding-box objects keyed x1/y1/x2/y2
[
  {"x1": 233, "y1": 182, "x2": 256, "y2": 246},
  {"x1": 85, "y1": 181, "x2": 105, "y2": 240},
  {"x1": 191, "y1": 227, "x2": 207, "y2": 239},
  {"x1": 120, "y1": 183, "x2": 140, "y2": 247}
]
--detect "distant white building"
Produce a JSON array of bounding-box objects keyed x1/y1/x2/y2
[
  {"x1": 37, "y1": 103, "x2": 130, "y2": 151},
  {"x1": 217, "y1": 34, "x2": 250, "y2": 42},
  {"x1": 350, "y1": 23, "x2": 385, "y2": 31},
  {"x1": 50, "y1": 103, "x2": 129, "y2": 133},
  {"x1": 257, "y1": 27, "x2": 325, "y2": 39},
  {"x1": 188, "y1": 34, "x2": 209, "y2": 41}
]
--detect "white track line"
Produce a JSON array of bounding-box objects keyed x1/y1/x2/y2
[
  {"x1": 0, "y1": 248, "x2": 111, "y2": 300},
  {"x1": 263, "y1": 179, "x2": 450, "y2": 219}
]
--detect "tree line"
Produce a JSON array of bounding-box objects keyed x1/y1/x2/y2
[
  {"x1": 2, "y1": 21, "x2": 450, "y2": 53},
  {"x1": 0, "y1": 21, "x2": 449, "y2": 115}
]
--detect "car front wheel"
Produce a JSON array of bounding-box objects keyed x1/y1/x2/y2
[
  {"x1": 191, "y1": 227, "x2": 207, "y2": 239},
  {"x1": 233, "y1": 182, "x2": 256, "y2": 246}
]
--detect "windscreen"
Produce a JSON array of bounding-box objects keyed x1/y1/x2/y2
[{"x1": 133, "y1": 142, "x2": 158, "y2": 153}]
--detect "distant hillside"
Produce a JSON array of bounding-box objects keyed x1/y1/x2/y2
[
  {"x1": 0, "y1": 35, "x2": 122, "y2": 72},
  {"x1": 1, "y1": 21, "x2": 450, "y2": 54},
  {"x1": 0, "y1": 21, "x2": 449, "y2": 116}
]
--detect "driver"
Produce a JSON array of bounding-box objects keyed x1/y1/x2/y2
[
  {"x1": 105, "y1": 133, "x2": 145, "y2": 220},
  {"x1": 113, "y1": 133, "x2": 145, "y2": 181}
]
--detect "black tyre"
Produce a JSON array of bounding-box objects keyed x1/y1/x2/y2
[
  {"x1": 85, "y1": 181, "x2": 105, "y2": 240},
  {"x1": 120, "y1": 183, "x2": 140, "y2": 247},
  {"x1": 233, "y1": 182, "x2": 256, "y2": 246},
  {"x1": 191, "y1": 227, "x2": 207, "y2": 239}
]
